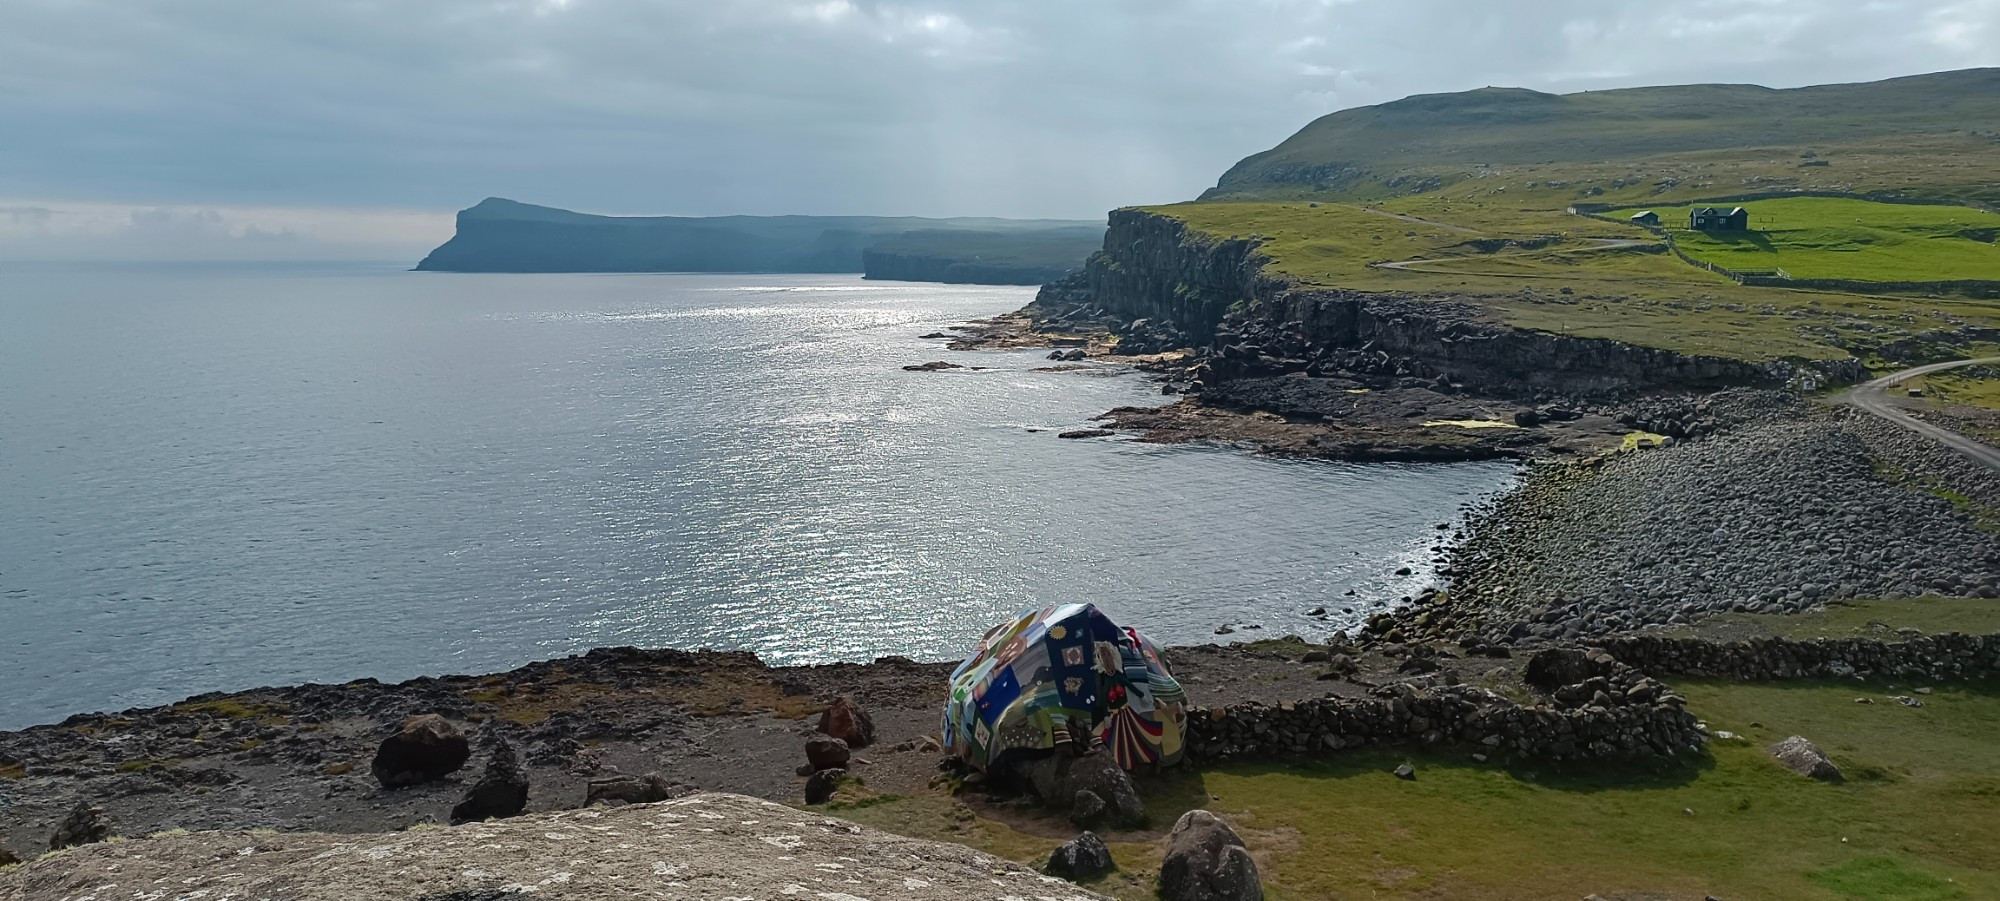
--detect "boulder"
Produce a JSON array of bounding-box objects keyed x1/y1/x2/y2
[
  {"x1": 1159, "y1": 810, "x2": 1262, "y2": 901},
  {"x1": 1768, "y1": 736, "x2": 1841, "y2": 782},
  {"x1": 48, "y1": 800, "x2": 110, "y2": 851},
  {"x1": 0, "y1": 843, "x2": 18, "y2": 867},
  {"x1": 584, "y1": 773, "x2": 692, "y2": 807},
  {"x1": 816, "y1": 697, "x2": 876, "y2": 749},
  {"x1": 449, "y1": 739, "x2": 530, "y2": 824},
  {"x1": 1069, "y1": 789, "x2": 1107, "y2": 827},
  {"x1": 803, "y1": 768, "x2": 847, "y2": 805},
  {"x1": 1046, "y1": 831, "x2": 1115, "y2": 881},
  {"x1": 1011, "y1": 749, "x2": 1145, "y2": 827},
  {"x1": 1523, "y1": 648, "x2": 1597, "y2": 691},
  {"x1": 805, "y1": 737, "x2": 851, "y2": 772},
  {"x1": 370, "y1": 714, "x2": 470, "y2": 789}
]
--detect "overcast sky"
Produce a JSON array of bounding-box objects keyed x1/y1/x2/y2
[{"x1": 2, "y1": 0, "x2": 1994, "y2": 260}]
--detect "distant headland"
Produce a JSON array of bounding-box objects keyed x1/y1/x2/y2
[{"x1": 412, "y1": 197, "x2": 1105, "y2": 285}]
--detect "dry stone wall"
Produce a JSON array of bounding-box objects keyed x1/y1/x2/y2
[{"x1": 1590, "y1": 633, "x2": 2000, "y2": 682}]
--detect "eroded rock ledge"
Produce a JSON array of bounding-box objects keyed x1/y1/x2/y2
[{"x1": 0, "y1": 792, "x2": 1112, "y2": 901}]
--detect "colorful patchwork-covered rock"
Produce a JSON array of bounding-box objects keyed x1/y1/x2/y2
[{"x1": 943, "y1": 604, "x2": 1188, "y2": 772}]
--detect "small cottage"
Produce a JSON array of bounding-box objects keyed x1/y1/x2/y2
[
  {"x1": 1629, "y1": 210, "x2": 1661, "y2": 227},
  {"x1": 1690, "y1": 206, "x2": 1749, "y2": 230}
]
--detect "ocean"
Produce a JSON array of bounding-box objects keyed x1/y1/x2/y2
[{"x1": 0, "y1": 263, "x2": 1515, "y2": 728}]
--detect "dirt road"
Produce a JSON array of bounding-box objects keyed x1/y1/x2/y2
[{"x1": 1842, "y1": 357, "x2": 2000, "y2": 471}]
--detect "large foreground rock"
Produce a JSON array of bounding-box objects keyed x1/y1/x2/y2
[
  {"x1": 0, "y1": 792, "x2": 1112, "y2": 901},
  {"x1": 1010, "y1": 748, "x2": 1147, "y2": 827},
  {"x1": 1159, "y1": 809, "x2": 1263, "y2": 901}
]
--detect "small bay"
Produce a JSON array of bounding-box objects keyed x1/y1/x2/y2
[{"x1": 0, "y1": 264, "x2": 1515, "y2": 728}]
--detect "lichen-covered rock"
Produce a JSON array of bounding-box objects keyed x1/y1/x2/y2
[
  {"x1": 1046, "y1": 830, "x2": 1115, "y2": 881},
  {"x1": 1768, "y1": 735, "x2": 1842, "y2": 781},
  {"x1": 1159, "y1": 809, "x2": 1262, "y2": 901},
  {"x1": 0, "y1": 793, "x2": 1113, "y2": 901},
  {"x1": 370, "y1": 714, "x2": 470, "y2": 789}
]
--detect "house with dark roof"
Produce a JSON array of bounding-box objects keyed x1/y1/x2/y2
[
  {"x1": 1629, "y1": 210, "x2": 1661, "y2": 227},
  {"x1": 1690, "y1": 206, "x2": 1749, "y2": 230}
]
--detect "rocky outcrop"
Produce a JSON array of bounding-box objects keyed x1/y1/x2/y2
[
  {"x1": 1005, "y1": 749, "x2": 1147, "y2": 828},
  {"x1": 1031, "y1": 208, "x2": 1851, "y2": 398},
  {"x1": 0, "y1": 793, "x2": 1114, "y2": 901},
  {"x1": 46, "y1": 800, "x2": 110, "y2": 851}
]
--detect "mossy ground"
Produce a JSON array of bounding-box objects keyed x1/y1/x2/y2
[
  {"x1": 1140, "y1": 199, "x2": 2000, "y2": 366},
  {"x1": 840, "y1": 600, "x2": 2000, "y2": 899}
]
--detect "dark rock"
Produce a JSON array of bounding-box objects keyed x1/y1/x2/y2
[
  {"x1": 1393, "y1": 762, "x2": 1416, "y2": 781},
  {"x1": 816, "y1": 697, "x2": 876, "y2": 749},
  {"x1": 1513, "y1": 409, "x2": 1542, "y2": 427},
  {"x1": 1523, "y1": 648, "x2": 1597, "y2": 692},
  {"x1": 1159, "y1": 809, "x2": 1263, "y2": 901},
  {"x1": 450, "y1": 739, "x2": 530, "y2": 824},
  {"x1": 1011, "y1": 749, "x2": 1145, "y2": 827},
  {"x1": 1768, "y1": 736, "x2": 1841, "y2": 782},
  {"x1": 1057, "y1": 429, "x2": 1115, "y2": 439},
  {"x1": 371, "y1": 714, "x2": 471, "y2": 789},
  {"x1": 805, "y1": 737, "x2": 851, "y2": 772},
  {"x1": 804, "y1": 768, "x2": 847, "y2": 805},
  {"x1": 902, "y1": 361, "x2": 965, "y2": 372},
  {"x1": 584, "y1": 773, "x2": 689, "y2": 807},
  {"x1": 0, "y1": 843, "x2": 17, "y2": 867},
  {"x1": 1070, "y1": 789, "x2": 1107, "y2": 827},
  {"x1": 1045, "y1": 831, "x2": 1116, "y2": 881},
  {"x1": 48, "y1": 799, "x2": 111, "y2": 851}
]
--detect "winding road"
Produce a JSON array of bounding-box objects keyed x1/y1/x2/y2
[{"x1": 1841, "y1": 357, "x2": 2000, "y2": 472}]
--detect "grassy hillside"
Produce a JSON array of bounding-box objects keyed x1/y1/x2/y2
[
  {"x1": 1142, "y1": 200, "x2": 2000, "y2": 363},
  {"x1": 1609, "y1": 197, "x2": 2000, "y2": 282},
  {"x1": 1205, "y1": 69, "x2": 2000, "y2": 210}
]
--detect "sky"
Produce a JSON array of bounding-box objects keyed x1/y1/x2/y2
[{"x1": 1, "y1": 0, "x2": 1995, "y2": 261}]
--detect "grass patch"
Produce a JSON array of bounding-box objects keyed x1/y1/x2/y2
[
  {"x1": 1684, "y1": 598, "x2": 2000, "y2": 641},
  {"x1": 0, "y1": 761, "x2": 24, "y2": 780},
  {"x1": 1139, "y1": 200, "x2": 2000, "y2": 365},
  {"x1": 1925, "y1": 372, "x2": 2000, "y2": 412},
  {"x1": 1610, "y1": 198, "x2": 2000, "y2": 283},
  {"x1": 115, "y1": 759, "x2": 171, "y2": 774},
  {"x1": 1423, "y1": 419, "x2": 1519, "y2": 429},
  {"x1": 171, "y1": 697, "x2": 289, "y2": 722},
  {"x1": 837, "y1": 677, "x2": 2000, "y2": 900}
]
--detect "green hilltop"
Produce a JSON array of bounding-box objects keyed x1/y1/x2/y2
[{"x1": 1204, "y1": 68, "x2": 2000, "y2": 209}]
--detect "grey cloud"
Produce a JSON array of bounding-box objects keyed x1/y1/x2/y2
[{"x1": 0, "y1": 0, "x2": 1994, "y2": 225}]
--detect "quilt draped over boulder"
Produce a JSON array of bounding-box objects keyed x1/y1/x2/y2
[{"x1": 943, "y1": 603, "x2": 1188, "y2": 771}]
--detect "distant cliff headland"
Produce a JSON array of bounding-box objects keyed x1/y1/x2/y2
[{"x1": 413, "y1": 198, "x2": 1104, "y2": 285}]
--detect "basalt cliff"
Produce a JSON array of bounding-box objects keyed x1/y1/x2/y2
[{"x1": 1029, "y1": 208, "x2": 1850, "y2": 403}]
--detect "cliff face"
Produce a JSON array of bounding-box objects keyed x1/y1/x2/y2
[{"x1": 1036, "y1": 209, "x2": 1844, "y2": 397}]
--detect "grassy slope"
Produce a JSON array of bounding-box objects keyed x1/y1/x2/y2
[
  {"x1": 1205, "y1": 70, "x2": 2000, "y2": 210},
  {"x1": 1608, "y1": 198, "x2": 2000, "y2": 281},
  {"x1": 1143, "y1": 200, "x2": 2000, "y2": 363},
  {"x1": 837, "y1": 600, "x2": 2000, "y2": 900},
  {"x1": 1146, "y1": 70, "x2": 2000, "y2": 366}
]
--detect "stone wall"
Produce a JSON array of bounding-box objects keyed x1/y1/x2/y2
[
  {"x1": 1591, "y1": 633, "x2": 2000, "y2": 682},
  {"x1": 1184, "y1": 682, "x2": 1704, "y2": 765}
]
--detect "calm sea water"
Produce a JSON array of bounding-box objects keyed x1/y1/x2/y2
[{"x1": 0, "y1": 264, "x2": 1515, "y2": 728}]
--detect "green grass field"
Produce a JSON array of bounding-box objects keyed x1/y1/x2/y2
[
  {"x1": 1609, "y1": 198, "x2": 2000, "y2": 282},
  {"x1": 1139, "y1": 200, "x2": 2000, "y2": 364},
  {"x1": 835, "y1": 599, "x2": 2000, "y2": 899}
]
